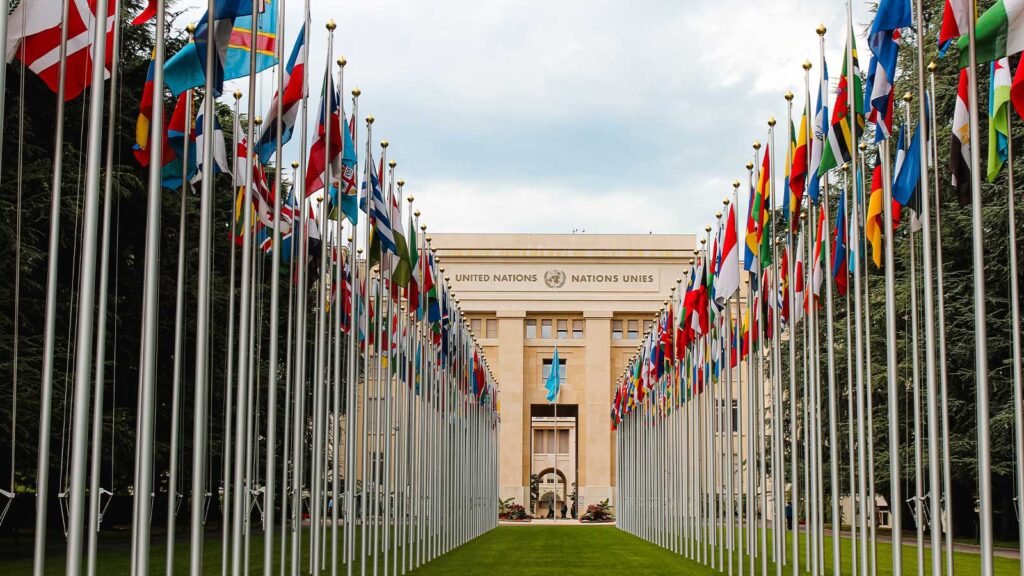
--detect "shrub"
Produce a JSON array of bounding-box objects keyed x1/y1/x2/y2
[{"x1": 581, "y1": 499, "x2": 614, "y2": 522}]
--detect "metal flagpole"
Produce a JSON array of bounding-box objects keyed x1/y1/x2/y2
[
  {"x1": 927, "y1": 61, "x2": 954, "y2": 576},
  {"x1": 1005, "y1": 86, "x2": 1024, "y2": 576},
  {"x1": 190, "y1": 0, "x2": 222, "y2": 569},
  {"x1": 822, "y1": 157, "x2": 840, "y2": 576},
  {"x1": 87, "y1": 3, "x2": 125, "y2": 573},
  {"x1": 359, "y1": 120, "x2": 375, "y2": 576},
  {"x1": 265, "y1": 1, "x2": 288, "y2": 572},
  {"x1": 843, "y1": 162, "x2": 856, "y2": 576},
  {"x1": 784, "y1": 91, "x2": 800, "y2": 576},
  {"x1": 64, "y1": 0, "x2": 113, "y2": 570},
  {"x1": 965, "y1": 7, "x2": 994, "y2": 575},
  {"x1": 280, "y1": 160, "x2": 299, "y2": 576},
  {"x1": 165, "y1": 83, "x2": 191, "y2": 576},
  {"x1": 224, "y1": 92, "x2": 243, "y2": 576},
  {"x1": 899, "y1": 94, "x2": 925, "y2": 576},
  {"x1": 230, "y1": 2, "x2": 264, "y2": 571},
  {"x1": 346, "y1": 87, "x2": 362, "y2": 576},
  {"x1": 32, "y1": 0, "x2": 73, "y2": 570},
  {"x1": 879, "y1": 133, "x2": 902, "y2": 576}
]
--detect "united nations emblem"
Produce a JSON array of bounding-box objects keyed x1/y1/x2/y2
[{"x1": 544, "y1": 269, "x2": 566, "y2": 289}]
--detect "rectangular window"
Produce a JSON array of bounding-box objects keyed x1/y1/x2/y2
[
  {"x1": 471, "y1": 318, "x2": 481, "y2": 335},
  {"x1": 643, "y1": 319, "x2": 654, "y2": 334},
  {"x1": 525, "y1": 319, "x2": 537, "y2": 339},
  {"x1": 542, "y1": 358, "x2": 567, "y2": 384},
  {"x1": 732, "y1": 400, "x2": 740, "y2": 433},
  {"x1": 541, "y1": 319, "x2": 552, "y2": 339},
  {"x1": 557, "y1": 319, "x2": 568, "y2": 339},
  {"x1": 627, "y1": 320, "x2": 639, "y2": 340},
  {"x1": 558, "y1": 429, "x2": 570, "y2": 454},
  {"x1": 486, "y1": 319, "x2": 497, "y2": 338},
  {"x1": 612, "y1": 320, "x2": 623, "y2": 340},
  {"x1": 572, "y1": 320, "x2": 584, "y2": 339}
]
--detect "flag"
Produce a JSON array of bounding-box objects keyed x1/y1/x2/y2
[
  {"x1": 950, "y1": 68, "x2": 972, "y2": 206},
  {"x1": 363, "y1": 153, "x2": 397, "y2": 264},
  {"x1": 9, "y1": 0, "x2": 116, "y2": 102},
  {"x1": 389, "y1": 191, "x2": 413, "y2": 288},
  {"x1": 1012, "y1": 56, "x2": 1024, "y2": 120},
  {"x1": 193, "y1": 97, "x2": 231, "y2": 184},
  {"x1": 811, "y1": 206, "x2": 825, "y2": 301},
  {"x1": 756, "y1": 144, "x2": 773, "y2": 268},
  {"x1": 958, "y1": 0, "x2": 1024, "y2": 67},
  {"x1": 743, "y1": 178, "x2": 759, "y2": 272},
  {"x1": 162, "y1": 91, "x2": 198, "y2": 189},
  {"x1": 808, "y1": 59, "x2": 829, "y2": 203},
  {"x1": 866, "y1": 163, "x2": 886, "y2": 268},
  {"x1": 164, "y1": 0, "x2": 276, "y2": 97},
  {"x1": 133, "y1": 53, "x2": 175, "y2": 168},
  {"x1": 132, "y1": 0, "x2": 158, "y2": 26},
  {"x1": 989, "y1": 58, "x2": 1012, "y2": 181},
  {"x1": 892, "y1": 122, "x2": 924, "y2": 209},
  {"x1": 939, "y1": 0, "x2": 970, "y2": 48},
  {"x1": 793, "y1": 227, "x2": 805, "y2": 325},
  {"x1": 866, "y1": 0, "x2": 910, "y2": 140},
  {"x1": 305, "y1": 66, "x2": 344, "y2": 196},
  {"x1": 782, "y1": 118, "x2": 798, "y2": 227},
  {"x1": 716, "y1": 203, "x2": 739, "y2": 305},
  {"x1": 820, "y1": 28, "x2": 863, "y2": 174},
  {"x1": 831, "y1": 187, "x2": 848, "y2": 297},
  {"x1": 790, "y1": 98, "x2": 809, "y2": 229},
  {"x1": 255, "y1": 24, "x2": 306, "y2": 163}
]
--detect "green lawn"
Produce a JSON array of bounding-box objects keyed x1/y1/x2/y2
[{"x1": 2, "y1": 525, "x2": 1021, "y2": 575}]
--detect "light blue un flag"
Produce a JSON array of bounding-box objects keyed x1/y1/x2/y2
[{"x1": 545, "y1": 346, "x2": 561, "y2": 403}]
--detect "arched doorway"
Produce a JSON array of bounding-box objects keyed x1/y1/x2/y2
[{"x1": 536, "y1": 467, "x2": 567, "y2": 518}]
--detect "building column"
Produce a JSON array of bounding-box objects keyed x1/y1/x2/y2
[
  {"x1": 496, "y1": 310, "x2": 526, "y2": 505},
  {"x1": 581, "y1": 311, "x2": 613, "y2": 510}
]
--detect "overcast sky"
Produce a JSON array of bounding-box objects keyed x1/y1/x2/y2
[{"x1": 182, "y1": 0, "x2": 875, "y2": 235}]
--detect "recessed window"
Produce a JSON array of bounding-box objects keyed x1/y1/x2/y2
[
  {"x1": 612, "y1": 320, "x2": 623, "y2": 340},
  {"x1": 643, "y1": 319, "x2": 654, "y2": 334},
  {"x1": 627, "y1": 320, "x2": 639, "y2": 340},
  {"x1": 542, "y1": 358, "x2": 566, "y2": 384},
  {"x1": 557, "y1": 319, "x2": 568, "y2": 339},
  {"x1": 526, "y1": 319, "x2": 537, "y2": 339},
  {"x1": 541, "y1": 319, "x2": 552, "y2": 339},
  {"x1": 572, "y1": 320, "x2": 584, "y2": 339},
  {"x1": 486, "y1": 319, "x2": 497, "y2": 338},
  {"x1": 471, "y1": 318, "x2": 481, "y2": 335}
]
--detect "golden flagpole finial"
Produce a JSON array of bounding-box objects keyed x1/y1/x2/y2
[
  {"x1": 803, "y1": 60, "x2": 812, "y2": 71},
  {"x1": 816, "y1": 24, "x2": 827, "y2": 36},
  {"x1": 733, "y1": 180, "x2": 741, "y2": 189},
  {"x1": 753, "y1": 141, "x2": 761, "y2": 150},
  {"x1": 366, "y1": 115, "x2": 375, "y2": 125},
  {"x1": 338, "y1": 57, "x2": 347, "y2": 67},
  {"x1": 233, "y1": 89, "x2": 242, "y2": 100},
  {"x1": 388, "y1": 159, "x2": 396, "y2": 168},
  {"x1": 352, "y1": 87, "x2": 362, "y2": 97},
  {"x1": 381, "y1": 139, "x2": 390, "y2": 149},
  {"x1": 927, "y1": 61, "x2": 937, "y2": 72},
  {"x1": 326, "y1": 19, "x2": 337, "y2": 31},
  {"x1": 768, "y1": 116, "x2": 776, "y2": 127},
  {"x1": 785, "y1": 91, "x2": 794, "y2": 102},
  {"x1": 903, "y1": 91, "x2": 913, "y2": 103},
  {"x1": 186, "y1": 23, "x2": 197, "y2": 34}
]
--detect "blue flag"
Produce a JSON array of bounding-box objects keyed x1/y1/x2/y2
[
  {"x1": 164, "y1": 0, "x2": 278, "y2": 96},
  {"x1": 545, "y1": 347, "x2": 561, "y2": 403}
]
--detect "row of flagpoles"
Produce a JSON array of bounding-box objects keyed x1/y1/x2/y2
[
  {"x1": 612, "y1": 1, "x2": 1022, "y2": 575},
  {"x1": 6, "y1": 0, "x2": 501, "y2": 575}
]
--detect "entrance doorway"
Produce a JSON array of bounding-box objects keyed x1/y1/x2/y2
[{"x1": 530, "y1": 405, "x2": 577, "y2": 518}]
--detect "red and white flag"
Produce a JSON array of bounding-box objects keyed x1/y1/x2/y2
[
  {"x1": 9, "y1": 0, "x2": 117, "y2": 102},
  {"x1": 715, "y1": 203, "x2": 739, "y2": 305}
]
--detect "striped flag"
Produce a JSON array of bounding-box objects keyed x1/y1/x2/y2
[{"x1": 255, "y1": 24, "x2": 306, "y2": 163}]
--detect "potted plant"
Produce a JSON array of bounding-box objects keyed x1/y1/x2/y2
[
  {"x1": 498, "y1": 497, "x2": 531, "y2": 522},
  {"x1": 580, "y1": 498, "x2": 615, "y2": 523}
]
